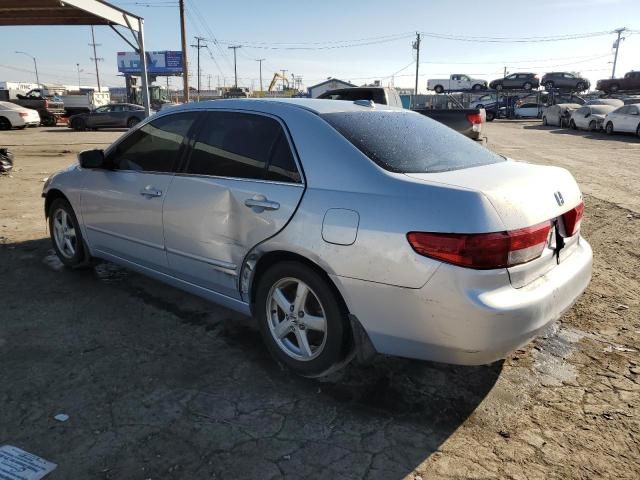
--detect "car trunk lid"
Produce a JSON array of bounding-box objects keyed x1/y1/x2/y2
[{"x1": 405, "y1": 160, "x2": 584, "y2": 287}]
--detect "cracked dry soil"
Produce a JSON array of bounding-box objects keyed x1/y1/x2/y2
[{"x1": 0, "y1": 124, "x2": 639, "y2": 479}]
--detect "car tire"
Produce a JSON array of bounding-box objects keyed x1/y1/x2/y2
[
  {"x1": 495, "y1": 84, "x2": 503, "y2": 91},
  {"x1": 70, "y1": 118, "x2": 86, "y2": 131},
  {"x1": 48, "y1": 198, "x2": 88, "y2": 268},
  {"x1": 589, "y1": 120, "x2": 597, "y2": 131},
  {"x1": 434, "y1": 85, "x2": 444, "y2": 94},
  {"x1": 545, "y1": 81, "x2": 554, "y2": 90},
  {"x1": 127, "y1": 117, "x2": 140, "y2": 128},
  {"x1": 569, "y1": 119, "x2": 576, "y2": 129},
  {"x1": 486, "y1": 111, "x2": 495, "y2": 122},
  {"x1": 636, "y1": 124, "x2": 640, "y2": 137},
  {"x1": 542, "y1": 115, "x2": 547, "y2": 126},
  {"x1": 0, "y1": 116, "x2": 11, "y2": 130},
  {"x1": 255, "y1": 261, "x2": 350, "y2": 377},
  {"x1": 523, "y1": 82, "x2": 533, "y2": 90},
  {"x1": 472, "y1": 84, "x2": 482, "y2": 91},
  {"x1": 605, "y1": 122, "x2": 614, "y2": 135},
  {"x1": 42, "y1": 116, "x2": 57, "y2": 127},
  {"x1": 576, "y1": 82, "x2": 586, "y2": 91},
  {"x1": 610, "y1": 84, "x2": 619, "y2": 93}
]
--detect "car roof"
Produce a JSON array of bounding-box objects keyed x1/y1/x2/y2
[{"x1": 160, "y1": 98, "x2": 402, "y2": 116}]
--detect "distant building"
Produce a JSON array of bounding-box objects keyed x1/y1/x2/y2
[{"x1": 307, "y1": 78, "x2": 356, "y2": 98}]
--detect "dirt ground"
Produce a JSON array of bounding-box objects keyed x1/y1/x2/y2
[{"x1": 0, "y1": 122, "x2": 638, "y2": 479}]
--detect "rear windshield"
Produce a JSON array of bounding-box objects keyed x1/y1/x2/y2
[{"x1": 321, "y1": 110, "x2": 504, "y2": 174}]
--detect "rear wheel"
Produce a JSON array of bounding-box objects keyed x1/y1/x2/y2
[
  {"x1": 127, "y1": 117, "x2": 140, "y2": 128},
  {"x1": 42, "y1": 115, "x2": 57, "y2": 127},
  {"x1": 255, "y1": 261, "x2": 350, "y2": 376},
  {"x1": 0, "y1": 117, "x2": 11, "y2": 130},
  {"x1": 545, "y1": 81, "x2": 554, "y2": 90},
  {"x1": 495, "y1": 84, "x2": 503, "y2": 91},
  {"x1": 48, "y1": 198, "x2": 87, "y2": 268},
  {"x1": 605, "y1": 122, "x2": 614, "y2": 135},
  {"x1": 589, "y1": 120, "x2": 597, "y2": 131},
  {"x1": 523, "y1": 82, "x2": 533, "y2": 90},
  {"x1": 576, "y1": 82, "x2": 586, "y2": 91},
  {"x1": 70, "y1": 117, "x2": 86, "y2": 131},
  {"x1": 610, "y1": 84, "x2": 620, "y2": 93},
  {"x1": 486, "y1": 110, "x2": 495, "y2": 121},
  {"x1": 434, "y1": 85, "x2": 444, "y2": 94},
  {"x1": 472, "y1": 84, "x2": 482, "y2": 91}
]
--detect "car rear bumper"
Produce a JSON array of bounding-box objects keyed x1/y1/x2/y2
[{"x1": 333, "y1": 237, "x2": 592, "y2": 365}]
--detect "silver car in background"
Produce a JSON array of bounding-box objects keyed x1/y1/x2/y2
[
  {"x1": 43, "y1": 99, "x2": 592, "y2": 376},
  {"x1": 569, "y1": 105, "x2": 617, "y2": 131}
]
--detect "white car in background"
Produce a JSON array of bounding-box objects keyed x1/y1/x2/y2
[
  {"x1": 0, "y1": 101, "x2": 40, "y2": 130},
  {"x1": 514, "y1": 102, "x2": 542, "y2": 118},
  {"x1": 603, "y1": 104, "x2": 640, "y2": 136},
  {"x1": 569, "y1": 105, "x2": 617, "y2": 131}
]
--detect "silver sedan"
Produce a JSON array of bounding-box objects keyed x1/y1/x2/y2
[{"x1": 43, "y1": 99, "x2": 592, "y2": 376}]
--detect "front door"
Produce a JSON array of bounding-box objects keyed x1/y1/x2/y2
[
  {"x1": 89, "y1": 105, "x2": 113, "y2": 128},
  {"x1": 81, "y1": 111, "x2": 199, "y2": 271},
  {"x1": 162, "y1": 110, "x2": 305, "y2": 299}
]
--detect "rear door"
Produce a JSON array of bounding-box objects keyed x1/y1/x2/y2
[
  {"x1": 623, "y1": 104, "x2": 640, "y2": 132},
  {"x1": 89, "y1": 105, "x2": 112, "y2": 127},
  {"x1": 81, "y1": 111, "x2": 199, "y2": 271},
  {"x1": 162, "y1": 110, "x2": 305, "y2": 298}
]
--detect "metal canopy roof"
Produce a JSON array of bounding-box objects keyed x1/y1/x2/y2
[
  {"x1": 0, "y1": 0, "x2": 141, "y2": 30},
  {"x1": 0, "y1": 0, "x2": 151, "y2": 116}
]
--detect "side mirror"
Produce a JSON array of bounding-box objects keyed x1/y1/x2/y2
[{"x1": 78, "y1": 149, "x2": 105, "y2": 169}]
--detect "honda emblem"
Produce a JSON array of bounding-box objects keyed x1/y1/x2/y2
[{"x1": 554, "y1": 191, "x2": 565, "y2": 206}]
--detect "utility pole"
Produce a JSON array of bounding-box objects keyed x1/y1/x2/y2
[
  {"x1": 281, "y1": 69, "x2": 288, "y2": 92},
  {"x1": 16, "y1": 51, "x2": 40, "y2": 86},
  {"x1": 89, "y1": 26, "x2": 103, "y2": 91},
  {"x1": 179, "y1": 0, "x2": 189, "y2": 102},
  {"x1": 207, "y1": 74, "x2": 211, "y2": 91},
  {"x1": 611, "y1": 27, "x2": 627, "y2": 79},
  {"x1": 256, "y1": 58, "x2": 265, "y2": 92},
  {"x1": 76, "y1": 63, "x2": 81, "y2": 90},
  {"x1": 191, "y1": 36, "x2": 206, "y2": 100},
  {"x1": 228, "y1": 45, "x2": 241, "y2": 87},
  {"x1": 413, "y1": 32, "x2": 420, "y2": 108},
  {"x1": 504, "y1": 66, "x2": 507, "y2": 78}
]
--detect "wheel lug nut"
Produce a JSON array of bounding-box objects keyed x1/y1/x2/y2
[{"x1": 298, "y1": 311, "x2": 304, "y2": 318}]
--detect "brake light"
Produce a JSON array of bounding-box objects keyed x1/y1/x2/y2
[
  {"x1": 19, "y1": 112, "x2": 28, "y2": 117},
  {"x1": 466, "y1": 112, "x2": 483, "y2": 124},
  {"x1": 407, "y1": 222, "x2": 552, "y2": 269},
  {"x1": 560, "y1": 202, "x2": 584, "y2": 237}
]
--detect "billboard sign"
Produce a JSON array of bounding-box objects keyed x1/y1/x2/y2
[{"x1": 117, "y1": 51, "x2": 183, "y2": 75}]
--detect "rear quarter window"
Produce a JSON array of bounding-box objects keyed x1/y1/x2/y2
[{"x1": 321, "y1": 110, "x2": 504, "y2": 174}]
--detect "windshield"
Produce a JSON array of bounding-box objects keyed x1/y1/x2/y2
[
  {"x1": 590, "y1": 106, "x2": 613, "y2": 115},
  {"x1": 321, "y1": 110, "x2": 504, "y2": 174}
]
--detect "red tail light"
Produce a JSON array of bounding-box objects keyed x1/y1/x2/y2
[
  {"x1": 466, "y1": 112, "x2": 483, "y2": 124},
  {"x1": 560, "y1": 202, "x2": 584, "y2": 237},
  {"x1": 19, "y1": 112, "x2": 28, "y2": 117},
  {"x1": 407, "y1": 222, "x2": 552, "y2": 270},
  {"x1": 44, "y1": 99, "x2": 49, "y2": 108}
]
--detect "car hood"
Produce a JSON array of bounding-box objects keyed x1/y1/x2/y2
[{"x1": 405, "y1": 160, "x2": 582, "y2": 231}]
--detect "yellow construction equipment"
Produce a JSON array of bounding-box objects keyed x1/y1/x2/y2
[{"x1": 268, "y1": 72, "x2": 289, "y2": 92}]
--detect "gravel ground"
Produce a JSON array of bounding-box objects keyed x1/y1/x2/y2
[{"x1": 0, "y1": 122, "x2": 638, "y2": 479}]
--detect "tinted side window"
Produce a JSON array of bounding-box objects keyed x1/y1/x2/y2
[
  {"x1": 187, "y1": 111, "x2": 283, "y2": 180},
  {"x1": 266, "y1": 133, "x2": 300, "y2": 183},
  {"x1": 108, "y1": 112, "x2": 197, "y2": 172}
]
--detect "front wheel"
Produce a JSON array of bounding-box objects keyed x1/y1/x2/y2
[
  {"x1": 636, "y1": 124, "x2": 640, "y2": 137},
  {"x1": 523, "y1": 82, "x2": 533, "y2": 90},
  {"x1": 0, "y1": 117, "x2": 11, "y2": 130},
  {"x1": 486, "y1": 111, "x2": 495, "y2": 121},
  {"x1": 605, "y1": 122, "x2": 614, "y2": 135},
  {"x1": 434, "y1": 85, "x2": 444, "y2": 94},
  {"x1": 48, "y1": 198, "x2": 88, "y2": 267},
  {"x1": 472, "y1": 84, "x2": 482, "y2": 91},
  {"x1": 127, "y1": 117, "x2": 140, "y2": 128},
  {"x1": 255, "y1": 262, "x2": 350, "y2": 376},
  {"x1": 70, "y1": 118, "x2": 86, "y2": 131},
  {"x1": 569, "y1": 119, "x2": 576, "y2": 130},
  {"x1": 589, "y1": 120, "x2": 597, "y2": 131},
  {"x1": 545, "y1": 81, "x2": 554, "y2": 90},
  {"x1": 610, "y1": 84, "x2": 620, "y2": 93},
  {"x1": 576, "y1": 82, "x2": 586, "y2": 91},
  {"x1": 542, "y1": 116, "x2": 548, "y2": 126}
]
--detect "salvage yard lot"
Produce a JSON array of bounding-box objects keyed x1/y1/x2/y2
[{"x1": 0, "y1": 122, "x2": 639, "y2": 479}]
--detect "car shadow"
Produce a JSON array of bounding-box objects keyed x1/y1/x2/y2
[
  {"x1": 524, "y1": 124, "x2": 640, "y2": 142},
  {"x1": 1, "y1": 237, "x2": 503, "y2": 478}
]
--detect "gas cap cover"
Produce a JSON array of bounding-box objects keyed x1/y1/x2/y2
[{"x1": 322, "y1": 209, "x2": 360, "y2": 246}]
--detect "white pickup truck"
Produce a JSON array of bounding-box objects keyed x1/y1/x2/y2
[{"x1": 427, "y1": 74, "x2": 487, "y2": 93}]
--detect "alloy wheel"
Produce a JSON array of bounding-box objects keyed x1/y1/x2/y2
[
  {"x1": 266, "y1": 277, "x2": 327, "y2": 361},
  {"x1": 52, "y1": 208, "x2": 77, "y2": 259}
]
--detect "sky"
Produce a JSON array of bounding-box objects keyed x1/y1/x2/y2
[{"x1": 1, "y1": 0, "x2": 639, "y2": 93}]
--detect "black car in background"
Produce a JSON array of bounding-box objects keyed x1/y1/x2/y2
[
  {"x1": 68, "y1": 103, "x2": 147, "y2": 131},
  {"x1": 541, "y1": 72, "x2": 590, "y2": 91},
  {"x1": 489, "y1": 73, "x2": 540, "y2": 91}
]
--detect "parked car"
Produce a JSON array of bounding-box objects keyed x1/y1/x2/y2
[
  {"x1": 0, "y1": 88, "x2": 64, "y2": 126},
  {"x1": 0, "y1": 101, "x2": 41, "y2": 130},
  {"x1": 603, "y1": 104, "x2": 640, "y2": 135},
  {"x1": 569, "y1": 105, "x2": 617, "y2": 131},
  {"x1": 427, "y1": 74, "x2": 487, "y2": 93},
  {"x1": 541, "y1": 103, "x2": 581, "y2": 127},
  {"x1": 68, "y1": 103, "x2": 147, "y2": 130},
  {"x1": 470, "y1": 94, "x2": 496, "y2": 109},
  {"x1": 514, "y1": 102, "x2": 543, "y2": 118},
  {"x1": 622, "y1": 96, "x2": 640, "y2": 105},
  {"x1": 490, "y1": 73, "x2": 540, "y2": 91},
  {"x1": 541, "y1": 72, "x2": 590, "y2": 92},
  {"x1": 584, "y1": 98, "x2": 623, "y2": 107},
  {"x1": 596, "y1": 71, "x2": 640, "y2": 94},
  {"x1": 317, "y1": 87, "x2": 402, "y2": 107},
  {"x1": 43, "y1": 99, "x2": 592, "y2": 376}
]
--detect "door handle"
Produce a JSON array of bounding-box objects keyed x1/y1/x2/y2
[
  {"x1": 140, "y1": 186, "x2": 163, "y2": 198},
  {"x1": 244, "y1": 196, "x2": 280, "y2": 211}
]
